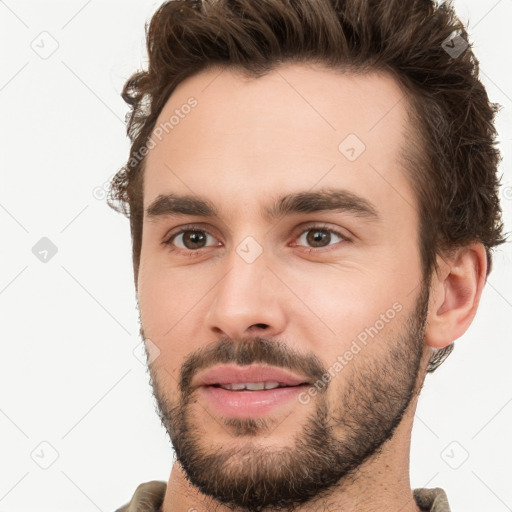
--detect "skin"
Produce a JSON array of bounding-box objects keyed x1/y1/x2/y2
[{"x1": 136, "y1": 63, "x2": 487, "y2": 512}]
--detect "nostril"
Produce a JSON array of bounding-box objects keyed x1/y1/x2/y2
[{"x1": 251, "y1": 323, "x2": 269, "y2": 329}]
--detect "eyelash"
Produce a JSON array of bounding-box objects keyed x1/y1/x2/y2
[{"x1": 162, "y1": 223, "x2": 350, "y2": 255}]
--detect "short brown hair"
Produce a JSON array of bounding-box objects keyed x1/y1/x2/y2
[{"x1": 108, "y1": 0, "x2": 506, "y2": 371}]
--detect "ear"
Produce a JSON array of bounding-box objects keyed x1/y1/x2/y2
[{"x1": 424, "y1": 243, "x2": 487, "y2": 349}]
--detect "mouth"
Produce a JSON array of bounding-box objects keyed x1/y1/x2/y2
[
  {"x1": 209, "y1": 381, "x2": 307, "y2": 391},
  {"x1": 193, "y1": 365, "x2": 311, "y2": 418},
  {"x1": 194, "y1": 364, "x2": 310, "y2": 389}
]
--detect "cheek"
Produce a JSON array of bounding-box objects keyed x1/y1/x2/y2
[
  {"x1": 284, "y1": 263, "x2": 413, "y2": 360},
  {"x1": 285, "y1": 264, "x2": 380, "y2": 327},
  {"x1": 138, "y1": 257, "x2": 205, "y2": 328},
  {"x1": 137, "y1": 261, "x2": 215, "y2": 374}
]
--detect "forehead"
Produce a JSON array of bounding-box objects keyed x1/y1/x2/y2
[{"x1": 143, "y1": 63, "x2": 415, "y2": 222}]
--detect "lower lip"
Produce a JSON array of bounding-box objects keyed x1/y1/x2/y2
[{"x1": 199, "y1": 385, "x2": 309, "y2": 418}]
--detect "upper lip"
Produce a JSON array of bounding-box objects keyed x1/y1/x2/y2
[{"x1": 193, "y1": 364, "x2": 310, "y2": 388}]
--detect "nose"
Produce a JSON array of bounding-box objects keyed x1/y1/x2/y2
[{"x1": 204, "y1": 249, "x2": 287, "y2": 340}]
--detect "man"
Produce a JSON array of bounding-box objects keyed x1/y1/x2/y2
[{"x1": 109, "y1": 0, "x2": 505, "y2": 510}]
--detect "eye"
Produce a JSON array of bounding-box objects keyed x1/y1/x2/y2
[
  {"x1": 167, "y1": 229, "x2": 220, "y2": 251},
  {"x1": 295, "y1": 227, "x2": 345, "y2": 249}
]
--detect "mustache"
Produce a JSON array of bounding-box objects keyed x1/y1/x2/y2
[{"x1": 179, "y1": 336, "x2": 327, "y2": 395}]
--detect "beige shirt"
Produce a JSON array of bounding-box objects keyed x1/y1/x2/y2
[{"x1": 115, "y1": 481, "x2": 451, "y2": 512}]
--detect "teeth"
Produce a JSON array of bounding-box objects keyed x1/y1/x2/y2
[
  {"x1": 219, "y1": 381, "x2": 282, "y2": 391},
  {"x1": 229, "y1": 383, "x2": 248, "y2": 390},
  {"x1": 245, "y1": 382, "x2": 265, "y2": 391}
]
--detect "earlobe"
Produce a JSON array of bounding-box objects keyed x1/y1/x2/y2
[{"x1": 424, "y1": 243, "x2": 487, "y2": 349}]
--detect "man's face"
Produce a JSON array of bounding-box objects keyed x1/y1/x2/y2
[{"x1": 137, "y1": 64, "x2": 429, "y2": 510}]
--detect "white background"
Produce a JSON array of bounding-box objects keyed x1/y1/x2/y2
[{"x1": 1, "y1": 1, "x2": 511, "y2": 511}]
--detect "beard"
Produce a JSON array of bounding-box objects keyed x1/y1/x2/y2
[{"x1": 143, "y1": 282, "x2": 429, "y2": 512}]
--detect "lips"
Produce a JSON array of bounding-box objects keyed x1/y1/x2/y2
[{"x1": 193, "y1": 364, "x2": 310, "y2": 389}]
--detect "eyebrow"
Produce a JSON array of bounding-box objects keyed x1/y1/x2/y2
[{"x1": 145, "y1": 188, "x2": 380, "y2": 223}]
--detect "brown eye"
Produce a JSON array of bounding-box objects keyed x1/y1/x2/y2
[
  {"x1": 171, "y1": 230, "x2": 218, "y2": 250},
  {"x1": 297, "y1": 228, "x2": 344, "y2": 248}
]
